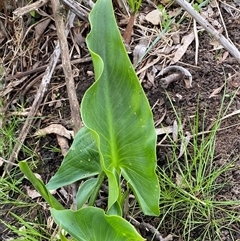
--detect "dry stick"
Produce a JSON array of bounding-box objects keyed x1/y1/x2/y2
[
  {"x1": 174, "y1": 0, "x2": 240, "y2": 63},
  {"x1": 13, "y1": 0, "x2": 49, "y2": 17},
  {"x1": 3, "y1": 12, "x2": 76, "y2": 176},
  {"x1": 51, "y1": 0, "x2": 82, "y2": 135},
  {"x1": 5, "y1": 57, "x2": 91, "y2": 82}
]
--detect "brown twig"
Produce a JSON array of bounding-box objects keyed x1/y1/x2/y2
[
  {"x1": 5, "y1": 57, "x2": 91, "y2": 82},
  {"x1": 13, "y1": 0, "x2": 49, "y2": 17},
  {"x1": 51, "y1": 0, "x2": 82, "y2": 134}
]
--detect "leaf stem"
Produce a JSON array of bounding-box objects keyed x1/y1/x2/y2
[{"x1": 88, "y1": 171, "x2": 105, "y2": 206}]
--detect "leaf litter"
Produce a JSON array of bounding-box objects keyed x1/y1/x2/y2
[{"x1": 1, "y1": 0, "x2": 240, "y2": 240}]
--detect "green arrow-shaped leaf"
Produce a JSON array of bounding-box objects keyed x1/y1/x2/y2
[{"x1": 82, "y1": 0, "x2": 160, "y2": 215}]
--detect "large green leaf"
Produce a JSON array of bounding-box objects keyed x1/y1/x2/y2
[
  {"x1": 82, "y1": 0, "x2": 160, "y2": 215},
  {"x1": 46, "y1": 127, "x2": 101, "y2": 190},
  {"x1": 51, "y1": 207, "x2": 144, "y2": 241}
]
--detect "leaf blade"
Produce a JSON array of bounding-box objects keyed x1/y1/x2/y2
[
  {"x1": 51, "y1": 207, "x2": 144, "y2": 241},
  {"x1": 82, "y1": 0, "x2": 160, "y2": 215},
  {"x1": 46, "y1": 127, "x2": 101, "y2": 190}
]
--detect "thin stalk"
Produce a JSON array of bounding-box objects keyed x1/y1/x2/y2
[{"x1": 88, "y1": 171, "x2": 105, "y2": 206}]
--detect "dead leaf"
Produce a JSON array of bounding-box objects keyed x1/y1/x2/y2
[
  {"x1": 26, "y1": 186, "x2": 41, "y2": 199},
  {"x1": 147, "y1": 66, "x2": 158, "y2": 86},
  {"x1": 171, "y1": 32, "x2": 195, "y2": 64},
  {"x1": 55, "y1": 100, "x2": 62, "y2": 108},
  {"x1": 175, "y1": 172, "x2": 187, "y2": 188},
  {"x1": 59, "y1": 187, "x2": 69, "y2": 199},
  {"x1": 156, "y1": 126, "x2": 173, "y2": 135},
  {"x1": 212, "y1": 19, "x2": 222, "y2": 29},
  {"x1": 156, "y1": 45, "x2": 175, "y2": 55},
  {"x1": 35, "y1": 18, "x2": 51, "y2": 41},
  {"x1": 34, "y1": 172, "x2": 42, "y2": 180},
  {"x1": 133, "y1": 40, "x2": 148, "y2": 66},
  {"x1": 210, "y1": 39, "x2": 223, "y2": 50},
  {"x1": 221, "y1": 109, "x2": 240, "y2": 121},
  {"x1": 24, "y1": 172, "x2": 56, "y2": 200},
  {"x1": 26, "y1": 184, "x2": 56, "y2": 199},
  {"x1": 34, "y1": 124, "x2": 73, "y2": 139},
  {"x1": 233, "y1": 0, "x2": 240, "y2": 7},
  {"x1": 24, "y1": 173, "x2": 42, "y2": 199},
  {"x1": 145, "y1": 9, "x2": 162, "y2": 25},
  {"x1": 175, "y1": 93, "x2": 183, "y2": 101},
  {"x1": 172, "y1": 120, "x2": 178, "y2": 142},
  {"x1": 74, "y1": 32, "x2": 85, "y2": 48},
  {"x1": 218, "y1": 51, "x2": 229, "y2": 63},
  {"x1": 56, "y1": 135, "x2": 69, "y2": 156},
  {"x1": 172, "y1": 32, "x2": 180, "y2": 45},
  {"x1": 178, "y1": 131, "x2": 191, "y2": 159},
  {"x1": 209, "y1": 83, "x2": 225, "y2": 98},
  {"x1": 154, "y1": 108, "x2": 167, "y2": 126}
]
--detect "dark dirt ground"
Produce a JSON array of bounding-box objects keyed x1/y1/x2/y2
[{"x1": 0, "y1": 0, "x2": 240, "y2": 240}]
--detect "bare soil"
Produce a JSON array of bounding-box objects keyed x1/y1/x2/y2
[{"x1": 0, "y1": 0, "x2": 240, "y2": 240}]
